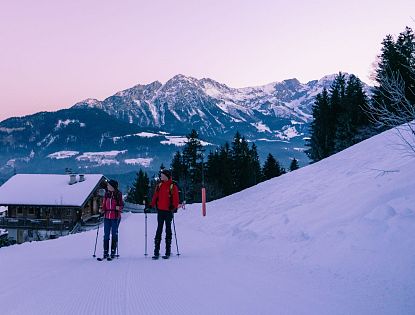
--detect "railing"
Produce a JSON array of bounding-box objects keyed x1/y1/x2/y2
[{"x1": 0, "y1": 217, "x2": 75, "y2": 230}]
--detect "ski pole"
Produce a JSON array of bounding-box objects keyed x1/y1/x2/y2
[
  {"x1": 145, "y1": 212, "x2": 148, "y2": 256},
  {"x1": 116, "y1": 217, "x2": 121, "y2": 258},
  {"x1": 172, "y1": 216, "x2": 180, "y2": 256},
  {"x1": 143, "y1": 197, "x2": 148, "y2": 256},
  {"x1": 92, "y1": 220, "x2": 100, "y2": 257}
]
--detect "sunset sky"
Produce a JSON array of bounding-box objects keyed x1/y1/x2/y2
[{"x1": 0, "y1": 0, "x2": 414, "y2": 121}]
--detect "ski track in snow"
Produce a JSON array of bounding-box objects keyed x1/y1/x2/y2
[{"x1": 1, "y1": 127, "x2": 415, "y2": 314}]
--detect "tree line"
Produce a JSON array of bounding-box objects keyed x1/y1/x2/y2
[
  {"x1": 306, "y1": 26, "x2": 415, "y2": 163},
  {"x1": 127, "y1": 129, "x2": 299, "y2": 204}
]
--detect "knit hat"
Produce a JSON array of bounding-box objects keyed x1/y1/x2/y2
[
  {"x1": 107, "y1": 179, "x2": 119, "y2": 190},
  {"x1": 160, "y1": 169, "x2": 171, "y2": 179}
]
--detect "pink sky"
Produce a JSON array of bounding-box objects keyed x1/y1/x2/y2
[{"x1": 0, "y1": 0, "x2": 414, "y2": 121}]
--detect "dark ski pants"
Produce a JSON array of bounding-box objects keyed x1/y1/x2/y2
[
  {"x1": 155, "y1": 210, "x2": 173, "y2": 242},
  {"x1": 104, "y1": 218, "x2": 120, "y2": 242}
]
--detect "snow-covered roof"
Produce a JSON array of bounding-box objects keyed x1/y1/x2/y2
[{"x1": 0, "y1": 174, "x2": 105, "y2": 207}]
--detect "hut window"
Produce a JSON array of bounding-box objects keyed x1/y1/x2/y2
[
  {"x1": 28, "y1": 208, "x2": 35, "y2": 215},
  {"x1": 17, "y1": 207, "x2": 23, "y2": 215}
]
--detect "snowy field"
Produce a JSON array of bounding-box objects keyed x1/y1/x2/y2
[{"x1": 0, "y1": 127, "x2": 415, "y2": 315}]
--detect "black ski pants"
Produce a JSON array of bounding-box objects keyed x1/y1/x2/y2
[{"x1": 155, "y1": 210, "x2": 173, "y2": 241}]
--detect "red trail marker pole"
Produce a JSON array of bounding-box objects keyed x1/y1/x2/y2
[{"x1": 202, "y1": 187, "x2": 206, "y2": 216}]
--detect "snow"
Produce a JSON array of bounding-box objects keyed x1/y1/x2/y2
[
  {"x1": 291, "y1": 120, "x2": 303, "y2": 125},
  {"x1": 0, "y1": 127, "x2": 415, "y2": 314},
  {"x1": 161, "y1": 136, "x2": 212, "y2": 147},
  {"x1": 136, "y1": 132, "x2": 159, "y2": 138},
  {"x1": 0, "y1": 174, "x2": 104, "y2": 206},
  {"x1": 255, "y1": 138, "x2": 279, "y2": 142},
  {"x1": 275, "y1": 125, "x2": 301, "y2": 140},
  {"x1": 293, "y1": 147, "x2": 306, "y2": 152},
  {"x1": 124, "y1": 158, "x2": 153, "y2": 167},
  {"x1": 47, "y1": 151, "x2": 80, "y2": 160},
  {"x1": 112, "y1": 132, "x2": 162, "y2": 143},
  {"x1": 250, "y1": 121, "x2": 272, "y2": 133},
  {"x1": 55, "y1": 119, "x2": 85, "y2": 130},
  {"x1": 76, "y1": 150, "x2": 127, "y2": 166},
  {"x1": 0, "y1": 206, "x2": 6, "y2": 214},
  {"x1": 0, "y1": 127, "x2": 25, "y2": 134},
  {"x1": 6, "y1": 159, "x2": 15, "y2": 167},
  {"x1": 160, "y1": 136, "x2": 187, "y2": 147}
]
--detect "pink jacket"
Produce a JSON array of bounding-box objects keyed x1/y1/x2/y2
[{"x1": 102, "y1": 190, "x2": 124, "y2": 219}]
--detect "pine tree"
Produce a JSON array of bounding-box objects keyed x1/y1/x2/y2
[
  {"x1": 306, "y1": 88, "x2": 331, "y2": 162},
  {"x1": 289, "y1": 158, "x2": 299, "y2": 171},
  {"x1": 262, "y1": 153, "x2": 282, "y2": 180},
  {"x1": 248, "y1": 143, "x2": 262, "y2": 185},
  {"x1": 371, "y1": 30, "x2": 415, "y2": 120},
  {"x1": 334, "y1": 74, "x2": 370, "y2": 152},
  {"x1": 205, "y1": 149, "x2": 222, "y2": 200},
  {"x1": 394, "y1": 27, "x2": 415, "y2": 107},
  {"x1": 182, "y1": 129, "x2": 203, "y2": 202},
  {"x1": 126, "y1": 169, "x2": 150, "y2": 204},
  {"x1": 219, "y1": 142, "x2": 233, "y2": 196},
  {"x1": 230, "y1": 132, "x2": 251, "y2": 191}
]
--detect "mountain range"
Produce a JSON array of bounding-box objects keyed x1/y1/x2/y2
[{"x1": 0, "y1": 73, "x2": 370, "y2": 181}]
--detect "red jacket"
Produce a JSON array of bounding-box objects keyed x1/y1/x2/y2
[
  {"x1": 151, "y1": 179, "x2": 179, "y2": 211},
  {"x1": 102, "y1": 190, "x2": 124, "y2": 219}
]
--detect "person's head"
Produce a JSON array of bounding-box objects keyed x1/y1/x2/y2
[
  {"x1": 107, "y1": 179, "x2": 118, "y2": 191},
  {"x1": 159, "y1": 169, "x2": 171, "y2": 182}
]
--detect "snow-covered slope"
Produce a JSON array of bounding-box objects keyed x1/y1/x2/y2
[{"x1": 0, "y1": 127, "x2": 414, "y2": 315}]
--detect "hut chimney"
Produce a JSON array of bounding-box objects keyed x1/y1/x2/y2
[
  {"x1": 69, "y1": 174, "x2": 77, "y2": 185},
  {"x1": 79, "y1": 174, "x2": 85, "y2": 182}
]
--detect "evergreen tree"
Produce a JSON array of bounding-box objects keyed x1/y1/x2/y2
[
  {"x1": 230, "y1": 132, "x2": 251, "y2": 191},
  {"x1": 262, "y1": 153, "x2": 282, "y2": 180},
  {"x1": 395, "y1": 27, "x2": 415, "y2": 106},
  {"x1": 334, "y1": 74, "x2": 369, "y2": 152},
  {"x1": 306, "y1": 88, "x2": 331, "y2": 162},
  {"x1": 218, "y1": 142, "x2": 233, "y2": 196},
  {"x1": 126, "y1": 169, "x2": 150, "y2": 204},
  {"x1": 307, "y1": 72, "x2": 371, "y2": 162},
  {"x1": 248, "y1": 143, "x2": 262, "y2": 185},
  {"x1": 171, "y1": 151, "x2": 185, "y2": 183},
  {"x1": 289, "y1": 158, "x2": 299, "y2": 171},
  {"x1": 372, "y1": 28, "x2": 415, "y2": 122},
  {"x1": 182, "y1": 129, "x2": 203, "y2": 202},
  {"x1": 205, "y1": 149, "x2": 222, "y2": 200}
]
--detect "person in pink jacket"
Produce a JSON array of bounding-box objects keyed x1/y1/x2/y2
[{"x1": 101, "y1": 179, "x2": 124, "y2": 259}]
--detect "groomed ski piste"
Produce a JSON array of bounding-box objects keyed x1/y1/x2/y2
[{"x1": 1, "y1": 126, "x2": 415, "y2": 315}]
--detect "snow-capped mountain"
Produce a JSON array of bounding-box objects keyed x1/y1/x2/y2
[
  {"x1": 0, "y1": 74, "x2": 369, "y2": 177},
  {"x1": 73, "y1": 74, "x2": 343, "y2": 139}
]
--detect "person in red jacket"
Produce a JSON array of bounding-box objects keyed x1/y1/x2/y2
[
  {"x1": 101, "y1": 179, "x2": 123, "y2": 259},
  {"x1": 150, "y1": 169, "x2": 179, "y2": 259}
]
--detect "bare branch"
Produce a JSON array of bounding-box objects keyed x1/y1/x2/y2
[
  {"x1": 365, "y1": 65, "x2": 415, "y2": 155},
  {"x1": 369, "y1": 168, "x2": 400, "y2": 178}
]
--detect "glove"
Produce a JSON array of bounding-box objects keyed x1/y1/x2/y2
[{"x1": 144, "y1": 207, "x2": 151, "y2": 214}]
